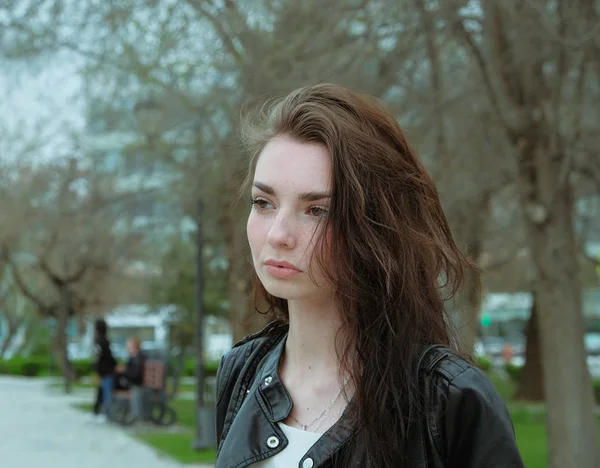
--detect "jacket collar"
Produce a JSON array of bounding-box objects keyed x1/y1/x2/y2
[
  {"x1": 253, "y1": 330, "x2": 359, "y2": 466},
  {"x1": 257, "y1": 333, "x2": 293, "y2": 421}
]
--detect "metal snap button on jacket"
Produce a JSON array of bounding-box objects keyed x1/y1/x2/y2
[
  {"x1": 266, "y1": 436, "x2": 279, "y2": 448},
  {"x1": 302, "y1": 457, "x2": 314, "y2": 468},
  {"x1": 264, "y1": 376, "x2": 273, "y2": 386}
]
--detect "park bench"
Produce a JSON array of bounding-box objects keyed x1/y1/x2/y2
[{"x1": 108, "y1": 350, "x2": 183, "y2": 427}]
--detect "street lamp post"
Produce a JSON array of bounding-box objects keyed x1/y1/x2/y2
[
  {"x1": 191, "y1": 195, "x2": 216, "y2": 450},
  {"x1": 62, "y1": 255, "x2": 73, "y2": 394},
  {"x1": 134, "y1": 98, "x2": 215, "y2": 450},
  {"x1": 190, "y1": 121, "x2": 216, "y2": 450}
]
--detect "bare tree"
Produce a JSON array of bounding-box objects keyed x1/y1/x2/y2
[
  {"x1": 3, "y1": 155, "x2": 147, "y2": 388},
  {"x1": 438, "y1": 1, "x2": 600, "y2": 465}
]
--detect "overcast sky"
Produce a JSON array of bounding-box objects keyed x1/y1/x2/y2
[{"x1": 1, "y1": 52, "x2": 85, "y2": 164}]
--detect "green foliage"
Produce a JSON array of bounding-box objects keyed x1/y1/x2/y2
[
  {"x1": 182, "y1": 358, "x2": 219, "y2": 378},
  {"x1": 505, "y1": 363, "x2": 522, "y2": 384},
  {"x1": 0, "y1": 357, "x2": 93, "y2": 378},
  {"x1": 149, "y1": 235, "x2": 228, "y2": 351},
  {"x1": 0, "y1": 357, "x2": 49, "y2": 377},
  {"x1": 0, "y1": 356, "x2": 220, "y2": 380},
  {"x1": 72, "y1": 359, "x2": 95, "y2": 377},
  {"x1": 26, "y1": 325, "x2": 53, "y2": 357},
  {"x1": 504, "y1": 364, "x2": 600, "y2": 404},
  {"x1": 474, "y1": 355, "x2": 492, "y2": 372}
]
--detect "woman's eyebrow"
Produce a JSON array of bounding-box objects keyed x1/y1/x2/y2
[
  {"x1": 253, "y1": 181, "x2": 331, "y2": 201},
  {"x1": 298, "y1": 190, "x2": 331, "y2": 201},
  {"x1": 252, "y1": 181, "x2": 275, "y2": 195}
]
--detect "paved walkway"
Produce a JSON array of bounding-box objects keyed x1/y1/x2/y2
[{"x1": 0, "y1": 377, "x2": 213, "y2": 468}]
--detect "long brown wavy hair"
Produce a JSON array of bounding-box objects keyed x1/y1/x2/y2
[{"x1": 241, "y1": 84, "x2": 476, "y2": 466}]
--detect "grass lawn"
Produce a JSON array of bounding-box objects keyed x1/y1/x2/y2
[
  {"x1": 72, "y1": 398, "x2": 215, "y2": 464},
  {"x1": 178, "y1": 383, "x2": 196, "y2": 394},
  {"x1": 513, "y1": 411, "x2": 548, "y2": 468},
  {"x1": 136, "y1": 433, "x2": 216, "y2": 464},
  {"x1": 129, "y1": 398, "x2": 216, "y2": 465}
]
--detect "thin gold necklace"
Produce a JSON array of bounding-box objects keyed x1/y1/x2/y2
[{"x1": 289, "y1": 377, "x2": 349, "y2": 431}]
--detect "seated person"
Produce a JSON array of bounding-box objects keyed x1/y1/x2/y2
[
  {"x1": 125, "y1": 337, "x2": 146, "y2": 386},
  {"x1": 115, "y1": 337, "x2": 146, "y2": 421}
]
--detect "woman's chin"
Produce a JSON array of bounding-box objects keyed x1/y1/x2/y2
[{"x1": 262, "y1": 281, "x2": 303, "y2": 301}]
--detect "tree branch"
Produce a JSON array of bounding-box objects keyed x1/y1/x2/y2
[
  {"x1": 415, "y1": 0, "x2": 447, "y2": 161},
  {"x1": 524, "y1": 0, "x2": 600, "y2": 49},
  {"x1": 6, "y1": 257, "x2": 50, "y2": 312},
  {"x1": 38, "y1": 255, "x2": 62, "y2": 288},
  {"x1": 447, "y1": 5, "x2": 526, "y2": 137},
  {"x1": 66, "y1": 263, "x2": 88, "y2": 285},
  {"x1": 183, "y1": 0, "x2": 245, "y2": 64}
]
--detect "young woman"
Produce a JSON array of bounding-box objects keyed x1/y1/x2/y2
[{"x1": 215, "y1": 84, "x2": 524, "y2": 467}]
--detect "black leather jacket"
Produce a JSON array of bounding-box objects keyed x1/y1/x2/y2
[{"x1": 215, "y1": 322, "x2": 525, "y2": 467}]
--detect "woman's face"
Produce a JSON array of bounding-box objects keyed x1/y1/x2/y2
[{"x1": 247, "y1": 135, "x2": 334, "y2": 302}]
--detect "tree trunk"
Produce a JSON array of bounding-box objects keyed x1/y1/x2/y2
[
  {"x1": 517, "y1": 142, "x2": 599, "y2": 467},
  {"x1": 51, "y1": 336, "x2": 74, "y2": 390},
  {"x1": 0, "y1": 320, "x2": 21, "y2": 357},
  {"x1": 515, "y1": 292, "x2": 544, "y2": 401},
  {"x1": 53, "y1": 301, "x2": 74, "y2": 392}
]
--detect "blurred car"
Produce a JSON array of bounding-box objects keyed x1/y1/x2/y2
[{"x1": 480, "y1": 336, "x2": 505, "y2": 358}]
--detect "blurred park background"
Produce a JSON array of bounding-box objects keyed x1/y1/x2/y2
[{"x1": 0, "y1": 1, "x2": 599, "y2": 467}]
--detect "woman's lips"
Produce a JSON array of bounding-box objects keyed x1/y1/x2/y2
[{"x1": 264, "y1": 260, "x2": 301, "y2": 279}]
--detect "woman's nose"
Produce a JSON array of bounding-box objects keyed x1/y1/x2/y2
[{"x1": 267, "y1": 212, "x2": 296, "y2": 249}]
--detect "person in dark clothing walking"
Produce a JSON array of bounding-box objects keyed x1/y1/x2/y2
[
  {"x1": 93, "y1": 319, "x2": 117, "y2": 419},
  {"x1": 93, "y1": 385, "x2": 103, "y2": 416}
]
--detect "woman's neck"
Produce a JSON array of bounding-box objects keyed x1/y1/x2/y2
[{"x1": 281, "y1": 298, "x2": 345, "y2": 384}]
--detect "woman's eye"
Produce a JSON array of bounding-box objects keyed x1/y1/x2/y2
[
  {"x1": 251, "y1": 197, "x2": 272, "y2": 210},
  {"x1": 308, "y1": 206, "x2": 329, "y2": 218}
]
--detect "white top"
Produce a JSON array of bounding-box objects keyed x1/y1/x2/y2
[{"x1": 249, "y1": 423, "x2": 322, "y2": 468}]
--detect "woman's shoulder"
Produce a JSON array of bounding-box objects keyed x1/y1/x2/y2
[
  {"x1": 420, "y1": 345, "x2": 503, "y2": 403},
  {"x1": 423, "y1": 346, "x2": 524, "y2": 466},
  {"x1": 423, "y1": 346, "x2": 499, "y2": 396}
]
